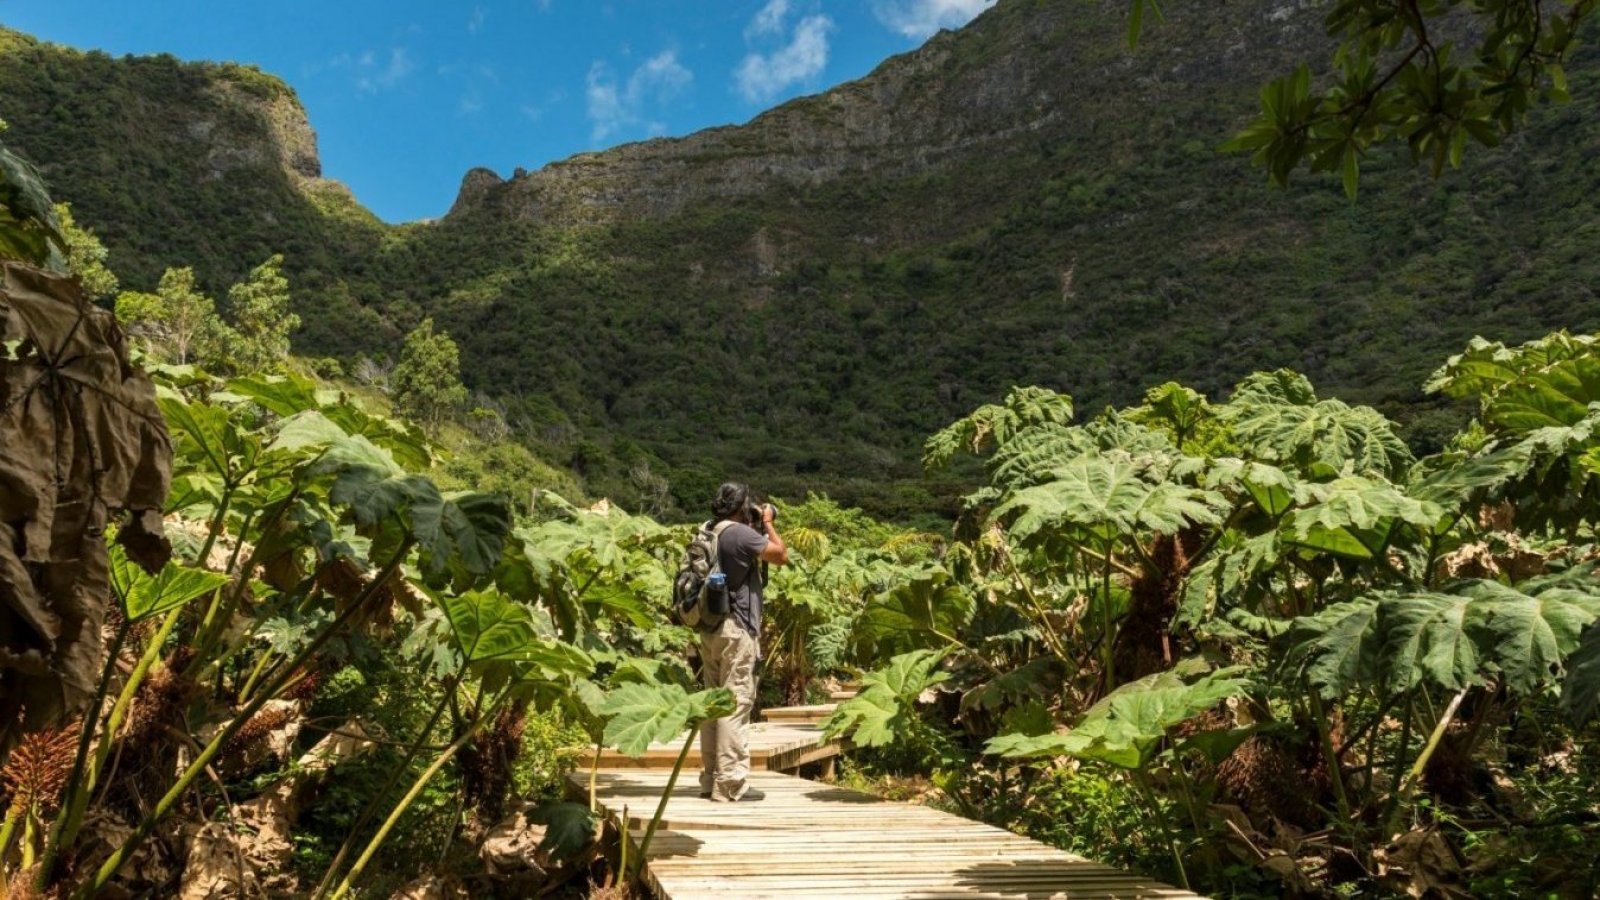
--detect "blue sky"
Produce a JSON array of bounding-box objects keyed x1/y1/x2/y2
[{"x1": 2, "y1": 0, "x2": 996, "y2": 222}]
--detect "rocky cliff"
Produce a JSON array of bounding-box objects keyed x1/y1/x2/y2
[{"x1": 2, "y1": 1, "x2": 1597, "y2": 516}]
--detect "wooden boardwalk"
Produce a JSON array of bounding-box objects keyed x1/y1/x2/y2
[
  {"x1": 575, "y1": 707, "x2": 1202, "y2": 899},
  {"x1": 586, "y1": 717, "x2": 842, "y2": 773},
  {"x1": 575, "y1": 768, "x2": 1204, "y2": 899}
]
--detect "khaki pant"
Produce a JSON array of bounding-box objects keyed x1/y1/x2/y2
[{"x1": 698, "y1": 617, "x2": 759, "y2": 801}]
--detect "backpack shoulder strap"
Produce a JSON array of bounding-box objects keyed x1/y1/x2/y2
[{"x1": 707, "y1": 520, "x2": 738, "y2": 562}]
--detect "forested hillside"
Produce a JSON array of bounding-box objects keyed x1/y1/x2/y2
[{"x1": 3, "y1": 0, "x2": 1599, "y2": 517}]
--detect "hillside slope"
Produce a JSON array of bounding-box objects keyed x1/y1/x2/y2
[{"x1": 3, "y1": 1, "x2": 1598, "y2": 515}]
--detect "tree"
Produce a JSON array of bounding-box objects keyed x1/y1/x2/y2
[
  {"x1": 115, "y1": 267, "x2": 233, "y2": 366},
  {"x1": 391, "y1": 317, "x2": 468, "y2": 427},
  {"x1": 53, "y1": 202, "x2": 117, "y2": 299},
  {"x1": 227, "y1": 254, "x2": 298, "y2": 373},
  {"x1": 1148, "y1": 0, "x2": 1600, "y2": 197}
]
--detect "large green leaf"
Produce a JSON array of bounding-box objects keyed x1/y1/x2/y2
[
  {"x1": 1467, "y1": 580, "x2": 1600, "y2": 695},
  {"x1": 313, "y1": 438, "x2": 510, "y2": 576},
  {"x1": 987, "y1": 666, "x2": 1249, "y2": 769},
  {"x1": 1428, "y1": 333, "x2": 1600, "y2": 432},
  {"x1": 924, "y1": 386, "x2": 1074, "y2": 468},
  {"x1": 598, "y1": 682, "x2": 733, "y2": 757},
  {"x1": 859, "y1": 563, "x2": 972, "y2": 652},
  {"x1": 439, "y1": 589, "x2": 592, "y2": 676},
  {"x1": 1281, "y1": 475, "x2": 1441, "y2": 559},
  {"x1": 528, "y1": 802, "x2": 600, "y2": 863},
  {"x1": 227, "y1": 373, "x2": 320, "y2": 418},
  {"x1": 1205, "y1": 458, "x2": 1297, "y2": 517},
  {"x1": 159, "y1": 394, "x2": 242, "y2": 480},
  {"x1": 1288, "y1": 579, "x2": 1600, "y2": 698},
  {"x1": 994, "y1": 452, "x2": 1222, "y2": 542},
  {"x1": 0, "y1": 143, "x2": 66, "y2": 268},
  {"x1": 822, "y1": 649, "x2": 949, "y2": 748},
  {"x1": 109, "y1": 544, "x2": 230, "y2": 621},
  {"x1": 429, "y1": 491, "x2": 514, "y2": 576},
  {"x1": 1382, "y1": 593, "x2": 1481, "y2": 692},
  {"x1": 1178, "y1": 531, "x2": 1281, "y2": 626},
  {"x1": 1285, "y1": 598, "x2": 1384, "y2": 699},
  {"x1": 1563, "y1": 622, "x2": 1600, "y2": 726},
  {"x1": 1221, "y1": 370, "x2": 1411, "y2": 478}
]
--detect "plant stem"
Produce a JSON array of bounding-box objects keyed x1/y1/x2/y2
[
  {"x1": 1387, "y1": 688, "x2": 1469, "y2": 833},
  {"x1": 588, "y1": 736, "x2": 603, "y2": 811},
  {"x1": 1003, "y1": 550, "x2": 1069, "y2": 662},
  {"x1": 194, "y1": 483, "x2": 234, "y2": 573},
  {"x1": 79, "y1": 541, "x2": 413, "y2": 900},
  {"x1": 1382, "y1": 695, "x2": 1417, "y2": 829},
  {"x1": 617, "y1": 804, "x2": 630, "y2": 888},
  {"x1": 633, "y1": 725, "x2": 697, "y2": 880},
  {"x1": 1100, "y1": 544, "x2": 1116, "y2": 691},
  {"x1": 37, "y1": 619, "x2": 133, "y2": 884},
  {"x1": 237, "y1": 647, "x2": 278, "y2": 703},
  {"x1": 61, "y1": 605, "x2": 184, "y2": 865},
  {"x1": 1308, "y1": 691, "x2": 1354, "y2": 825},
  {"x1": 1132, "y1": 770, "x2": 1189, "y2": 890},
  {"x1": 311, "y1": 682, "x2": 453, "y2": 899},
  {"x1": 20, "y1": 810, "x2": 36, "y2": 871},
  {"x1": 328, "y1": 705, "x2": 492, "y2": 899},
  {"x1": 0, "y1": 805, "x2": 22, "y2": 893}
]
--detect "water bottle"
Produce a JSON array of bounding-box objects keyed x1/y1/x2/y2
[{"x1": 705, "y1": 571, "x2": 730, "y2": 617}]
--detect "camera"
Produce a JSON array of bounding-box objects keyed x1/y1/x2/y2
[{"x1": 745, "y1": 501, "x2": 776, "y2": 527}]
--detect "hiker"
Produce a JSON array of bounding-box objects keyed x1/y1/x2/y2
[{"x1": 697, "y1": 482, "x2": 788, "y2": 802}]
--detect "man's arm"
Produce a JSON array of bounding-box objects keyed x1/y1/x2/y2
[{"x1": 758, "y1": 505, "x2": 788, "y2": 565}]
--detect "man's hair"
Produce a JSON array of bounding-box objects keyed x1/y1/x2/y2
[{"x1": 711, "y1": 482, "x2": 751, "y2": 521}]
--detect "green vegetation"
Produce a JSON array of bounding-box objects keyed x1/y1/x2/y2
[
  {"x1": 3, "y1": 2, "x2": 1599, "y2": 518},
  {"x1": 116, "y1": 266, "x2": 232, "y2": 366},
  {"x1": 817, "y1": 331, "x2": 1600, "y2": 897},
  {"x1": 391, "y1": 317, "x2": 469, "y2": 428},
  {"x1": 3, "y1": 157, "x2": 1599, "y2": 897},
  {"x1": 227, "y1": 253, "x2": 299, "y2": 373}
]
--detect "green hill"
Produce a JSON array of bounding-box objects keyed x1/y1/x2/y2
[{"x1": 3, "y1": 1, "x2": 1598, "y2": 517}]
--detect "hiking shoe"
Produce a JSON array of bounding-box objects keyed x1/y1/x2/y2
[
  {"x1": 735, "y1": 788, "x2": 765, "y2": 802},
  {"x1": 699, "y1": 790, "x2": 712, "y2": 799}
]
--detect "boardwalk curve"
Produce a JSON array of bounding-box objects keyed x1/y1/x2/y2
[{"x1": 574, "y1": 709, "x2": 1205, "y2": 899}]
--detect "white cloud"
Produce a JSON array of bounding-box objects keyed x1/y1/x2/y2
[
  {"x1": 734, "y1": 3, "x2": 833, "y2": 104},
  {"x1": 586, "y1": 50, "x2": 693, "y2": 142},
  {"x1": 468, "y1": 5, "x2": 487, "y2": 33},
  {"x1": 871, "y1": 0, "x2": 994, "y2": 40},
  {"x1": 332, "y1": 46, "x2": 412, "y2": 94},
  {"x1": 747, "y1": 0, "x2": 791, "y2": 38}
]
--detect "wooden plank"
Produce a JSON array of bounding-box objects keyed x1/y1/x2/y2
[
  {"x1": 584, "y1": 720, "x2": 840, "y2": 772},
  {"x1": 759, "y1": 703, "x2": 836, "y2": 724},
  {"x1": 570, "y1": 769, "x2": 1207, "y2": 899}
]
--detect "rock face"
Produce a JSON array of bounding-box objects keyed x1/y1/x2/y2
[
  {"x1": 4, "y1": 1, "x2": 1600, "y2": 513},
  {"x1": 446, "y1": 6, "x2": 1080, "y2": 225},
  {"x1": 441, "y1": 0, "x2": 1330, "y2": 229}
]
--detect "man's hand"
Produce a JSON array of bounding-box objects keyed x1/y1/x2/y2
[{"x1": 758, "y1": 505, "x2": 788, "y2": 565}]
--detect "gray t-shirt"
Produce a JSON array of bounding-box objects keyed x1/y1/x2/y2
[{"x1": 716, "y1": 521, "x2": 768, "y2": 637}]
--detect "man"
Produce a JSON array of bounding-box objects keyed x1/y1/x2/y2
[{"x1": 699, "y1": 482, "x2": 788, "y2": 802}]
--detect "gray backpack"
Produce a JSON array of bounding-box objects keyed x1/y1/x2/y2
[{"x1": 671, "y1": 520, "x2": 735, "y2": 632}]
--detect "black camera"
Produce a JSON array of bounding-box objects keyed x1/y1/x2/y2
[{"x1": 745, "y1": 501, "x2": 776, "y2": 527}]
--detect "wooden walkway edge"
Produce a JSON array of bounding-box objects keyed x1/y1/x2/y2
[
  {"x1": 573, "y1": 769, "x2": 1205, "y2": 899},
  {"x1": 585, "y1": 719, "x2": 843, "y2": 774},
  {"x1": 572, "y1": 707, "x2": 1204, "y2": 899}
]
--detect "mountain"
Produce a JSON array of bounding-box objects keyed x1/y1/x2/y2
[{"x1": 3, "y1": 2, "x2": 1598, "y2": 517}]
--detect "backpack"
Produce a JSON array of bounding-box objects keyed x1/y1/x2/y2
[{"x1": 672, "y1": 520, "x2": 736, "y2": 632}]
